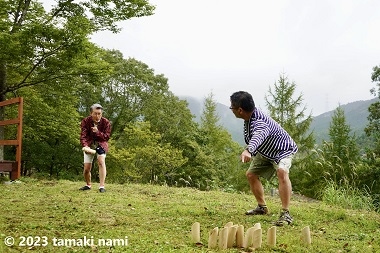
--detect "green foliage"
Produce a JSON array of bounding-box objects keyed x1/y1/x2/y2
[
  {"x1": 107, "y1": 121, "x2": 187, "y2": 185},
  {"x1": 16, "y1": 82, "x2": 82, "y2": 179},
  {"x1": 97, "y1": 51, "x2": 172, "y2": 137},
  {"x1": 291, "y1": 148, "x2": 328, "y2": 198},
  {"x1": 292, "y1": 106, "x2": 362, "y2": 199},
  {"x1": 370, "y1": 65, "x2": 380, "y2": 97},
  {"x1": 323, "y1": 106, "x2": 360, "y2": 179},
  {"x1": 365, "y1": 101, "x2": 380, "y2": 157},
  {"x1": 291, "y1": 143, "x2": 359, "y2": 199},
  {"x1": 196, "y1": 93, "x2": 243, "y2": 190},
  {"x1": 321, "y1": 181, "x2": 376, "y2": 211},
  {"x1": 265, "y1": 73, "x2": 315, "y2": 153}
]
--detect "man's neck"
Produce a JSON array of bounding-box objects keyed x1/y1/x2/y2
[{"x1": 241, "y1": 110, "x2": 254, "y2": 121}]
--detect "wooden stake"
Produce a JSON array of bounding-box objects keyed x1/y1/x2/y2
[
  {"x1": 302, "y1": 226, "x2": 312, "y2": 245},
  {"x1": 227, "y1": 225, "x2": 238, "y2": 248},
  {"x1": 218, "y1": 227, "x2": 228, "y2": 249},
  {"x1": 252, "y1": 228, "x2": 262, "y2": 249},
  {"x1": 224, "y1": 221, "x2": 233, "y2": 228},
  {"x1": 243, "y1": 227, "x2": 254, "y2": 248},
  {"x1": 208, "y1": 227, "x2": 218, "y2": 249},
  {"x1": 267, "y1": 226, "x2": 276, "y2": 247},
  {"x1": 191, "y1": 222, "x2": 200, "y2": 243},
  {"x1": 253, "y1": 223, "x2": 261, "y2": 230},
  {"x1": 236, "y1": 225, "x2": 244, "y2": 248}
]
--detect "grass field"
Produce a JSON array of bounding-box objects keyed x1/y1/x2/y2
[{"x1": 0, "y1": 178, "x2": 379, "y2": 252}]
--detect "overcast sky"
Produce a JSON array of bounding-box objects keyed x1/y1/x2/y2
[{"x1": 91, "y1": 0, "x2": 380, "y2": 116}]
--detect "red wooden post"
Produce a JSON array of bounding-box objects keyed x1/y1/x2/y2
[{"x1": 0, "y1": 97, "x2": 23, "y2": 180}]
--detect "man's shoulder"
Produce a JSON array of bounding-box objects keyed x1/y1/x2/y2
[
  {"x1": 252, "y1": 108, "x2": 269, "y2": 120},
  {"x1": 101, "y1": 117, "x2": 110, "y2": 124}
]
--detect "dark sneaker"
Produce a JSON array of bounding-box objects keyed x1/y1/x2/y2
[
  {"x1": 245, "y1": 205, "x2": 269, "y2": 215},
  {"x1": 99, "y1": 188, "x2": 106, "y2": 193},
  {"x1": 79, "y1": 185, "x2": 91, "y2": 191},
  {"x1": 275, "y1": 210, "x2": 293, "y2": 226}
]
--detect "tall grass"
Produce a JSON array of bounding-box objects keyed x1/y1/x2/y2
[{"x1": 321, "y1": 181, "x2": 376, "y2": 211}]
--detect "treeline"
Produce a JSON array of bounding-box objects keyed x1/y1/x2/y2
[
  {"x1": 5, "y1": 51, "x2": 242, "y2": 190},
  {"x1": 1, "y1": 0, "x2": 380, "y2": 210}
]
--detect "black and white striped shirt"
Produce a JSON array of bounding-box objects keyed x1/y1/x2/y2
[{"x1": 244, "y1": 108, "x2": 298, "y2": 163}]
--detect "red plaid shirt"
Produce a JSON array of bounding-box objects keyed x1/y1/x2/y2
[{"x1": 80, "y1": 116, "x2": 111, "y2": 153}]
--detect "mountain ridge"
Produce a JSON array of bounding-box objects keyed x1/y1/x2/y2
[{"x1": 180, "y1": 96, "x2": 379, "y2": 146}]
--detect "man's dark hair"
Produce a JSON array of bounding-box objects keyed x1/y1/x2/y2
[{"x1": 230, "y1": 91, "x2": 255, "y2": 111}]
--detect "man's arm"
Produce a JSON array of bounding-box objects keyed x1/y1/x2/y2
[{"x1": 94, "y1": 119, "x2": 111, "y2": 142}]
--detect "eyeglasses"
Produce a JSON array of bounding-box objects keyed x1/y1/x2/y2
[{"x1": 229, "y1": 106, "x2": 237, "y2": 110}]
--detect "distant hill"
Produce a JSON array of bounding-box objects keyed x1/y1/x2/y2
[
  {"x1": 180, "y1": 96, "x2": 379, "y2": 146},
  {"x1": 310, "y1": 97, "x2": 379, "y2": 144},
  {"x1": 179, "y1": 96, "x2": 245, "y2": 145}
]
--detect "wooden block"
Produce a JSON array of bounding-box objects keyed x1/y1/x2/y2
[
  {"x1": 208, "y1": 227, "x2": 218, "y2": 249},
  {"x1": 302, "y1": 226, "x2": 312, "y2": 245},
  {"x1": 191, "y1": 222, "x2": 200, "y2": 243},
  {"x1": 243, "y1": 227, "x2": 254, "y2": 248},
  {"x1": 236, "y1": 225, "x2": 244, "y2": 248},
  {"x1": 267, "y1": 226, "x2": 276, "y2": 247},
  {"x1": 224, "y1": 221, "x2": 233, "y2": 228},
  {"x1": 252, "y1": 228, "x2": 262, "y2": 249},
  {"x1": 218, "y1": 227, "x2": 228, "y2": 249},
  {"x1": 227, "y1": 225, "x2": 238, "y2": 248}
]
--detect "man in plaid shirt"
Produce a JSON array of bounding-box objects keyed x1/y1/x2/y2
[{"x1": 79, "y1": 103, "x2": 111, "y2": 193}]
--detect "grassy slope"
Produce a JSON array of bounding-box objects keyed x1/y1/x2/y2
[{"x1": 0, "y1": 179, "x2": 379, "y2": 253}]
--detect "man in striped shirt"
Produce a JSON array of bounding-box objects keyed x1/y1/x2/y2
[{"x1": 230, "y1": 91, "x2": 298, "y2": 226}]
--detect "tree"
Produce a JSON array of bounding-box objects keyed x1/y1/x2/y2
[
  {"x1": 107, "y1": 121, "x2": 187, "y2": 184},
  {"x1": 324, "y1": 106, "x2": 360, "y2": 183},
  {"x1": 15, "y1": 80, "x2": 82, "y2": 178},
  {"x1": 85, "y1": 50, "x2": 171, "y2": 137},
  {"x1": 265, "y1": 73, "x2": 314, "y2": 152},
  {"x1": 0, "y1": 0, "x2": 155, "y2": 160},
  {"x1": 328, "y1": 106, "x2": 359, "y2": 160},
  {"x1": 360, "y1": 65, "x2": 380, "y2": 200},
  {"x1": 1, "y1": 0, "x2": 155, "y2": 100},
  {"x1": 197, "y1": 93, "x2": 242, "y2": 189},
  {"x1": 365, "y1": 65, "x2": 380, "y2": 156}
]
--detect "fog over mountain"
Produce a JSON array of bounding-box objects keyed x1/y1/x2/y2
[{"x1": 180, "y1": 96, "x2": 379, "y2": 146}]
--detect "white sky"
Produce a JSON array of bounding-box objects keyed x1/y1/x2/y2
[{"x1": 90, "y1": 0, "x2": 380, "y2": 116}]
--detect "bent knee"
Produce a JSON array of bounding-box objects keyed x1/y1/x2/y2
[
  {"x1": 246, "y1": 171, "x2": 258, "y2": 180},
  {"x1": 277, "y1": 168, "x2": 289, "y2": 180}
]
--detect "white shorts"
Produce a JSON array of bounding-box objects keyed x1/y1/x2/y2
[{"x1": 83, "y1": 152, "x2": 106, "y2": 164}]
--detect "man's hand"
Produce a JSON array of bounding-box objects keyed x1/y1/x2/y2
[
  {"x1": 82, "y1": 146, "x2": 96, "y2": 154},
  {"x1": 91, "y1": 126, "x2": 98, "y2": 133},
  {"x1": 240, "y1": 149, "x2": 252, "y2": 163}
]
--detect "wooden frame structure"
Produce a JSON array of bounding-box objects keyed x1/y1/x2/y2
[{"x1": 0, "y1": 97, "x2": 23, "y2": 180}]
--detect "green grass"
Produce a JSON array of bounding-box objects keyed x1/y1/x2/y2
[
  {"x1": 0, "y1": 178, "x2": 379, "y2": 252},
  {"x1": 321, "y1": 181, "x2": 376, "y2": 211}
]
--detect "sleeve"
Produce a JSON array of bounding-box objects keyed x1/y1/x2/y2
[
  {"x1": 246, "y1": 120, "x2": 270, "y2": 155},
  {"x1": 80, "y1": 119, "x2": 90, "y2": 147}
]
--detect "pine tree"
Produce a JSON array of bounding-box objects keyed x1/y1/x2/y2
[
  {"x1": 323, "y1": 106, "x2": 360, "y2": 184},
  {"x1": 365, "y1": 65, "x2": 380, "y2": 157},
  {"x1": 265, "y1": 73, "x2": 314, "y2": 153},
  {"x1": 198, "y1": 93, "x2": 242, "y2": 189}
]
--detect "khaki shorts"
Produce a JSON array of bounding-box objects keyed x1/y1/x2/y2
[
  {"x1": 247, "y1": 153, "x2": 294, "y2": 180},
  {"x1": 84, "y1": 152, "x2": 106, "y2": 164}
]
